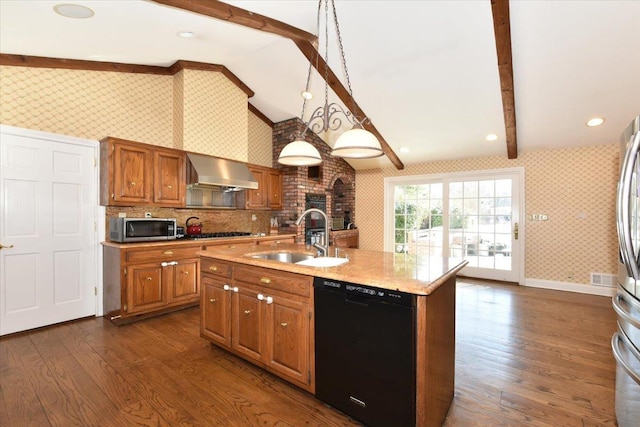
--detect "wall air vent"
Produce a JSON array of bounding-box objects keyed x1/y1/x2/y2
[{"x1": 590, "y1": 272, "x2": 615, "y2": 287}]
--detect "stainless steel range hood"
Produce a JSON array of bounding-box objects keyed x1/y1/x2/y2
[{"x1": 186, "y1": 153, "x2": 258, "y2": 190}]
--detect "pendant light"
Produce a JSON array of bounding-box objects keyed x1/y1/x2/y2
[{"x1": 277, "y1": 0, "x2": 383, "y2": 166}]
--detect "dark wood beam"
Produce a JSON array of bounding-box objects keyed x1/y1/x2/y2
[
  {"x1": 491, "y1": 0, "x2": 518, "y2": 159},
  {"x1": 295, "y1": 40, "x2": 404, "y2": 170},
  {"x1": 151, "y1": 0, "x2": 317, "y2": 44}
]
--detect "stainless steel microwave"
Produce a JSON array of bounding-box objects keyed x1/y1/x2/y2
[{"x1": 109, "y1": 218, "x2": 177, "y2": 243}]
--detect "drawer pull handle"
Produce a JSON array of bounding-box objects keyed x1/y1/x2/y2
[
  {"x1": 209, "y1": 298, "x2": 216, "y2": 303},
  {"x1": 260, "y1": 277, "x2": 271, "y2": 284},
  {"x1": 209, "y1": 266, "x2": 218, "y2": 271},
  {"x1": 280, "y1": 322, "x2": 288, "y2": 328},
  {"x1": 164, "y1": 251, "x2": 173, "y2": 255},
  {"x1": 244, "y1": 310, "x2": 251, "y2": 315}
]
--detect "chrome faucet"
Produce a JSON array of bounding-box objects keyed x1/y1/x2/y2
[{"x1": 295, "y1": 208, "x2": 329, "y2": 257}]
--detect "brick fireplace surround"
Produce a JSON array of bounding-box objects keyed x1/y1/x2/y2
[{"x1": 271, "y1": 118, "x2": 356, "y2": 243}]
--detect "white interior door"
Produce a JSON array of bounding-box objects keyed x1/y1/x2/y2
[{"x1": 0, "y1": 127, "x2": 98, "y2": 336}]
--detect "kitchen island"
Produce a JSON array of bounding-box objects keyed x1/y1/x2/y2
[{"x1": 198, "y1": 243, "x2": 467, "y2": 427}]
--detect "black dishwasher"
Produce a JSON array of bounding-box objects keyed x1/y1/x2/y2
[{"x1": 314, "y1": 277, "x2": 416, "y2": 427}]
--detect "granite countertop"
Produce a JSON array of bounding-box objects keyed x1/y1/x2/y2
[
  {"x1": 198, "y1": 243, "x2": 468, "y2": 296},
  {"x1": 102, "y1": 234, "x2": 297, "y2": 249}
]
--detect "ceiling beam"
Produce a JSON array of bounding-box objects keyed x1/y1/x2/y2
[
  {"x1": 294, "y1": 40, "x2": 404, "y2": 170},
  {"x1": 152, "y1": 0, "x2": 317, "y2": 44},
  {"x1": 491, "y1": 0, "x2": 518, "y2": 159},
  {"x1": 153, "y1": 0, "x2": 404, "y2": 170}
]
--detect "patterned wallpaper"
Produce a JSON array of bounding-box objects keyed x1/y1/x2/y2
[
  {"x1": 0, "y1": 65, "x2": 270, "y2": 163},
  {"x1": 0, "y1": 66, "x2": 173, "y2": 146},
  {"x1": 356, "y1": 144, "x2": 619, "y2": 285},
  {"x1": 247, "y1": 110, "x2": 274, "y2": 167},
  {"x1": 181, "y1": 69, "x2": 248, "y2": 161}
]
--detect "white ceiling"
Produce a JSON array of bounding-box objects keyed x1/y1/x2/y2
[{"x1": 1, "y1": 0, "x2": 639, "y2": 170}]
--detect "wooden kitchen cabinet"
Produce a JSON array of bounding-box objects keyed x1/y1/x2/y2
[
  {"x1": 201, "y1": 276, "x2": 232, "y2": 347},
  {"x1": 100, "y1": 137, "x2": 185, "y2": 207},
  {"x1": 200, "y1": 261, "x2": 314, "y2": 392},
  {"x1": 246, "y1": 165, "x2": 283, "y2": 210},
  {"x1": 153, "y1": 148, "x2": 186, "y2": 206},
  {"x1": 333, "y1": 232, "x2": 359, "y2": 248},
  {"x1": 103, "y1": 243, "x2": 201, "y2": 324}
]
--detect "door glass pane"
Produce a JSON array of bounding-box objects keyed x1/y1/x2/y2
[
  {"x1": 450, "y1": 179, "x2": 513, "y2": 272},
  {"x1": 393, "y1": 183, "x2": 443, "y2": 256}
]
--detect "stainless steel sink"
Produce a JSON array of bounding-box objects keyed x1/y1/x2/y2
[{"x1": 251, "y1": 252, "x2": 316, "y2": 263}]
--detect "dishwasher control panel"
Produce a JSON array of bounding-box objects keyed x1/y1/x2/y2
[{"x1": 313, "y1": 277, "x2": 415, "y2": 307}]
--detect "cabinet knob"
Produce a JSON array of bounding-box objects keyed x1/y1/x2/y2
[
  {"x1": 266, "y1": 296, "x2": 273, "y2": 305},
  {"x1": 146, "y1": 277, "x2": 152, "y2": 281},
  {"x1": 209, "y1": 266, "x2": 218, "y2": 271},
  {"x1": 244, "y1": 310, "x2": 251, "y2": 315},
  {"x1": 223, "y1": 284, "x2": 230, "y2": 291},
  {"x1": 183, "y1": 271, "x2": 189, "y2": 275},
  {"x1": 130, "y1": 182, "x2": 136, "y2": 186},
  {"x1": 232, "y1": 287, "x2": 239, "y2": 293},
  {"x1": 260, "y1": 277, "x2": 271, "y2": 284},
  {"x1": 280, "y1": 322, "x2": 288, "y2": 328},
  {"x1": 209, "y1": 298, "x2": 216, "y2": 303},
  {"x1": 257, "y1": 294, "x2": 264, "y2": 301},
  {"x1": 168, "y1": 185, "x2": 173, "y2": 189}
]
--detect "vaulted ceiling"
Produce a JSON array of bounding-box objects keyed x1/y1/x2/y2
[{"x1": 1, "y1": 0, "x2": 638, "y2": 170}]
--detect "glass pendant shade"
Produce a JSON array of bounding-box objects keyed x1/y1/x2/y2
[
  {"x1": 331, "y1": 127, "x2": 384, "y2": 159},
  {"x1": 277, "y1": 138, "x2": 322, "y2": 166}
]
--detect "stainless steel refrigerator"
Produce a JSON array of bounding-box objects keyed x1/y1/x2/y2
[{"x1": 614, "y1": 114, "x2": 640, "y2": 427}]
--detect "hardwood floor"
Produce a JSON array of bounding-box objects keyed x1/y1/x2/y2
[{"x1": 0, "y1": 280, "x2": 617, "y2": 426}]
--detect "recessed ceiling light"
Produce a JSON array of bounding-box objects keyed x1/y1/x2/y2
[
  {"x1": 399, "y1": 147, "x2": 410, "y2": 153},
  {"x1": 486, "y1": 133, "x2": 498, "y2": 142},
  {"x1": 53, "y1": 4, "x2": 95, "y2": 19},
  {"x1": 586, "y1": 117, "x2": 605, "y2": 127},
  {"x1": 301, "y1": 91, "x2": 313, "y2": 100},
  {"x1": 177, "y1": 31, "x2": 196, "y2": 38}
]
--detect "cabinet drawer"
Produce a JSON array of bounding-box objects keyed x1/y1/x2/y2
[
  {"x1": 201, "y1": 258, "x2": 232, "y2": 279},
  {"x1": 125, "y1": 245, "x2": 201, "y2": 263},
  {"x1": 234, "y1": 265, "x2": 311, "y2": 297}
]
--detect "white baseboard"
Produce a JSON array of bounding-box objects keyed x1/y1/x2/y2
[{"x1": 523, "y1": 278, "x2": 616, "y2": 297}]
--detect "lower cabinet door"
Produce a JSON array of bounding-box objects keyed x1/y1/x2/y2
[
  {"x1": 201, "y1": 276, "x2": 231, "y2": 346},
  {"x1": 126, "y1": 264, "x2": 165, "y2": 314},
  {"x1": 169, "y1": 258, "x2": 199, "y2": 303},
  {"x1": 232, "y1": 284, "x2": 264, "y2": 362},
  {"x1": 266, "y1": 295, "x2": 310, "y2": 386}
]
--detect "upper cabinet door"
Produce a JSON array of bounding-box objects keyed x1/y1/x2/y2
[
  {"x1": 246, "y1": 166, "x2": 267, "y2": 209},
  {"x1": 268, "y1": 170, "x2": 283, "y2": 210},
  {"x1": 112, "y1": 141, "x2": 153, "y2": 205},
  {"x1": 154, "y1": 148, "x2": 185, "y2": 206}
]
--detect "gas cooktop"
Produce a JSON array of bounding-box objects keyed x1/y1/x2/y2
[{"x1": 182, "y1": 231, "x2": 252, "y2": 240}]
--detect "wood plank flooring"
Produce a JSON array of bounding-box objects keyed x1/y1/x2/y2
[{"x1": 0, "y1": 280, "x2": 617, "y2": 426}]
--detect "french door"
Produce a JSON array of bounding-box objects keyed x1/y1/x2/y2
[{"x1": 385, "y1": 168, "x2": 523, "y2": 283}]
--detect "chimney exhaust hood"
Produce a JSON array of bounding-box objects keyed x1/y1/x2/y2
[{"x1": 186, "y1": 153, "x2": 259, "y2": 190}]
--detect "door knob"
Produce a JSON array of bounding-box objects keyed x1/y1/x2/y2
[{"x1": 0, "y1": 244, "x2": 14, "y2": 250}]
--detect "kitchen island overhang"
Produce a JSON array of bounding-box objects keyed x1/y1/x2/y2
[{"x1": 198, "y1": 243, "x2": 467, "y2": 427}]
